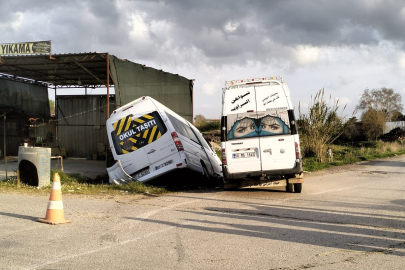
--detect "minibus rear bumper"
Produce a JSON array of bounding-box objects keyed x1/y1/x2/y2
[{"x1": 223, "y1": 161, "x2": 303, "y2": 180}]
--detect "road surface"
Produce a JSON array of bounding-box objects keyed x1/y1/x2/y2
[{"x1": 0, "y1": 155, "x2": 404, "y2": 269}]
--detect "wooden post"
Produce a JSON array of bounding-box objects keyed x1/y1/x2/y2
[
  {"x1": 106, "y1": 53, "x2": 110, "y2": 120},
  {"x1": 3, "y1": 114, "x2": 7, "y2": 180}
]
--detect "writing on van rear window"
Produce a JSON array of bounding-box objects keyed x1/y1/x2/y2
[
  {"x1": 227, "y1": 110, "x2": 290, "y2": 139},
  {"x1": 118, "y1": 119, "x2": 157, "y2": 141},
  {"x1": 111, "y1": 111, "x2": 167, "y2": 155}
]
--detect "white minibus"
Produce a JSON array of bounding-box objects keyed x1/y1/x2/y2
[
  {"x1": 221, "y1": 76, "x2": 303, "y2": 192},
  {"x1": 106, "y1": 96, "x2": 222, "y2": 184}
]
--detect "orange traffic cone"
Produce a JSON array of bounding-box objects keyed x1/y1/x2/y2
[{"x1": 38, "y1": 172, "x2": 72, "y2": 225}]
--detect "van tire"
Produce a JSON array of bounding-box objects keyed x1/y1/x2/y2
[
  {"x1": 286, "y1": 183, "x2": 294, "y2": 193},
  {"x1": 202, "y1": 165, "x2": 210, "y2": 181},
  {"x1": 294, "y1": 183, "x2": 302, "y2": 193},
  {"x1": 223, "y1": 180, "x2": 238, "y2": 190}
]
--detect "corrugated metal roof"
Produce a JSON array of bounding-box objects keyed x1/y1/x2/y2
[
  {"x1": 0, "y1": 52, "x2": 111, "y2": 88},
  {"x1": 0, "y1": 52, "x2": 192, "y2": 90}
]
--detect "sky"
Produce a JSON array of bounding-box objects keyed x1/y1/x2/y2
[{"x1": 1, "y1": 0, "x2": 405, "y2": 120}]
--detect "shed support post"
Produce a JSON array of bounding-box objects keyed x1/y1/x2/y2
[
  {"x1": 107, "y1": 53, "x2": 110, "y2": 120},
  {"x1": 3, "y1": 114, "x2": 7, "y2": 180}
]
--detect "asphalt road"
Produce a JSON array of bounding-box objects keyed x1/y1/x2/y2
[{"x1": 1, "y1": 155, "x2": 404, "y2": 270}]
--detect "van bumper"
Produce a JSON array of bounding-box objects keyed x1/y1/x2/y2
[
  {"x1": 223, "y1": 161, "x2": 303, "y2": 180},
  {"x1": 107, "y1": 157, "x2": 188, "y2": 184},
  {"x1": 107, "y1": 160, "x2": 137, "y2": 184}
]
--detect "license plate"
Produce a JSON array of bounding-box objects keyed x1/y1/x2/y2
[
  {"x1": 232, "y1": 152, "x2": 255, "y2": 159},
  {"x1": 155, "y1": 160, "x2": 173, "y2": 170},
  {"x1": 134, "y1": 168, "x2": 150, "y2": 179}
]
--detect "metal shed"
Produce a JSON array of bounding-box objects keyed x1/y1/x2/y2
[
  {"x1": 0, "y1": 52, "x2": 193, "y2": 158},
  {"x1": 57, "y1": 95, "x2": 114, "y2": 158}
]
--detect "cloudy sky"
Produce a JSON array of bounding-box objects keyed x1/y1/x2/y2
[{"x1": 2, "y1": 0, "x2": 405, "y2": 119}]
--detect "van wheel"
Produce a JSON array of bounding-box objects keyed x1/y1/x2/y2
[
  {"x1": 202, "y1": 165, "x2": 210, "y2": 181},
  {"x1": 223, "y1": 179, "x2": 238, "y2": 190},
  {"x1": 286, "y1": 183, "x2": 294, "y2": 193},
  {"x1": 294, "y1": 183, "x2": 302, "y2": 193}
]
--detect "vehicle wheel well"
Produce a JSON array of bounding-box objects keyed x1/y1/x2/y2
[{"x1": 200, "y1": 160, "x2": 207, "y2": 169}]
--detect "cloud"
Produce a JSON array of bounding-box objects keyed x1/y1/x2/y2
[
  {"x1": 292, "y1": 45, "x2": 321, "y2": 65},
  {"x1": 2, "y1": 0, "x2": 405, "y2": 119},
  {"x1": 202, "y1": 82, "x2": 217, "y2": 96},
  {"x1": 399, "y1": 54, "x2": 405, "y2": 70},
  {"x1": 195, "y1": 103, "x2": 213, "y2": 108}
]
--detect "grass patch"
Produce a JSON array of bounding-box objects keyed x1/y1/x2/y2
[
  {"x1": 0, "y1": 170, "x2": 167, "y2": 197},
  {"x1": 303, "y1": 140, "x2": 405, "y2": 172},
  {"x1": 2, "y1": 140, "x2": 405, "y2": 195}
]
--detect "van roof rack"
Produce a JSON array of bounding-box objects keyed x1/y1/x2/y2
[{"x1": 225, "y1": 76, "x2": 284, "y2": 88}]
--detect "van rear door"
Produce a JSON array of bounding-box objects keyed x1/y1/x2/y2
[
  {"x1": 108, "y1": 100, "x2": 170, "y2": 176},
  {"x1": 139, "y1": 113, "x2": 176, "y2": 166},
  {"x1": 255, "y1": 83, "x2": 296, "y2": 171},
  {"x1": 223, "y1": 85, "x2": 262, "y2": 174}
]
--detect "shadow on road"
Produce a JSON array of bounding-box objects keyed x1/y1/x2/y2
[
  {"x1": 147, "y1": 169, "x2": 224, "y2": 192},
  {"x1": 358, "y1": 160, "x2": 405, "y2": 167},
  {"x1": 0, "y1": 211, "x2": 38, "y2": 221},
  {"x1": 126, "y1": 201, "x2": 405, "y2": 256}
]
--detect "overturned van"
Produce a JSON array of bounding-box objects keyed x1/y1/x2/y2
[
  {"x1": 221, "y1": 76, "x2": 303, "y2": 192},
  {"x1": 106, "y1": 96, "x2": 222, "y2": 184}
]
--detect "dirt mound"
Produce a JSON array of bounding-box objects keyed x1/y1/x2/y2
[{"x1": 379, "y1": 127, "x2": 405, "y2": 142}]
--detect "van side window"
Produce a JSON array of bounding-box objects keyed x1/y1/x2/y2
[
  {"x1": 192, "y1": 127, "x2": 212, "y2": 150},
  {"x1": 166, "y1": 113, "x2": 188, "y2": 137},
  {"x1": 166, "y1": 113, "x2": 201, "y2": 145},
  {"x1": 110, "y1": 111, "x2": 167, "y2": 155},
  {"x1": 182, "y1": 123, "x2": 200, "y2": 144}
]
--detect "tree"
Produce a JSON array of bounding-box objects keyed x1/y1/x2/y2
[
  {"x1": 391, "y1": 111, "x2": 404, "y2": 121},
  {"x1": 340, "y1": 116, "x2": 361, "y2": 141},
  {"x1": 194, "y1": 114, "x2": 206, "y2": 125},
  {"x1": 361, "y1": 109, "x2": 385, "y2": 141},
  {"x1": 299, "y1": 89, "x2": 354, "y2": 162},
  {"x1": 49, "y1": 100, "x2": 55, "y2": 116},
  {"x1": 356, "y1": 87, "x2": 403, "y2": 121}
]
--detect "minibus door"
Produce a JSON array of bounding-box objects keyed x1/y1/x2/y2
[
  {"x1": 255, "y1": 84, "x2": 296, "y2": 172},
  {"x1": 223, "y1": 85, "x2": 261, "y2": 174}
]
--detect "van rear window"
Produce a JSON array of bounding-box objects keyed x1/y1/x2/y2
[
  {"x1": 227, "y1": 111, "x2": 290, "y2": 139},
  {"x1": 110, "y1": 111, "x2": 167, "y2": 155}
]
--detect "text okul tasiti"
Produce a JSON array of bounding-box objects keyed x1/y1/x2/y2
[{"x1": 119, "y1": 119, "x2": 157, "y2": 141}]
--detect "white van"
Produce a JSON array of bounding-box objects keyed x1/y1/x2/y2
[
  {"x1": 106, "y1": 96, "x2": 222, "y2": 184},
  {"x1": 221, "y1": 76, "x2": 303, "y2": 192}
]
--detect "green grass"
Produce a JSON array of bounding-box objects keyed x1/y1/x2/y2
[
  {"x1": 0, "y1": 170, "x2": 168, "y2": 197},
  {"x1": 2, "y1": 140, "x2": 405, "y2": 196},
  {"x1": 303, "y1": 141, "x2": 405, "y2": 172}
]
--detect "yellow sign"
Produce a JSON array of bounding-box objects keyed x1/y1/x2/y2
[
  {"x1": 112, "y1": 112, "x2": 162, "y2": 154},
  {"x1": 0, "y1": 41, "x2": 51, "y2": 55}
]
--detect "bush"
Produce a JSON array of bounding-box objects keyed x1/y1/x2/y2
[
  {"x1": 195, "y1": 121, "x2": 220, "y2": 132},
  {"x1": 298, "y1": 89, "x2": 354, "y2": 162}
]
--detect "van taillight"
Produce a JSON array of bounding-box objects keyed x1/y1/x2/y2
[
  {"x1": 171, "y1": 132, "x2": 184, "y2": 152},
  {"x1": 222, "y1": 148, "x2": 227, "y2": 165},
  {"x1": 295, "y1": 142, "x2": 301, "y2": 160}
]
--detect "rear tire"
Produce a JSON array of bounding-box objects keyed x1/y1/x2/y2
[
  {"x1": 202, "y1": 165, "x2": 210, "y2": 181},
  {"x1": 294, "y1": 183, "x2": 302, "y2": 193},
  {"x1": 286, "y1": 183, "x2": 294, "y2": 193},
  {"x1": 223, "y1": 176, "x2": 239, "y2": 190}
]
